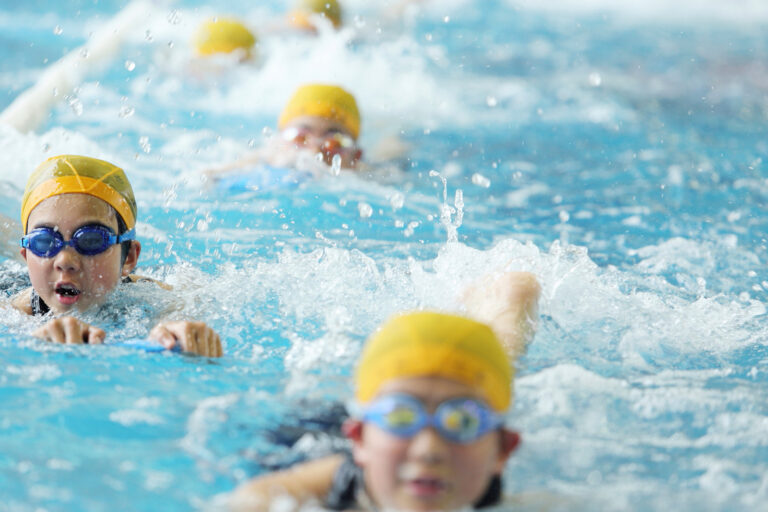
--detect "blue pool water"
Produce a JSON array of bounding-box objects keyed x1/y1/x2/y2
[{"x1": 1, "y1": 1, "x2": 767, "y2": 510}]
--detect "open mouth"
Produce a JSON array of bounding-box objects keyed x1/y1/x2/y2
[
  {"x1": 55, "y1": 284, "x2": 81, "y2": 297},
  {"x1": 406, "y1": 477, "x2": 446, "y2": 497}
]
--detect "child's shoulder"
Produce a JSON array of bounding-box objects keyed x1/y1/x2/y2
[{"x1": 10, "y1": 287, "x2": 33, "y2": 315}]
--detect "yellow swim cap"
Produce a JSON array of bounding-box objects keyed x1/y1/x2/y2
[
  {"x1": 21, "y1": 155, "x2": 137, "y2": 234},
  {"x1": 278, "y1": 84, "x2": 361, "y2": 139},
  {"x1": 289, "y1": 0, "x2": 343, "y2": 30},
  {"x1": 193, "y1": 18, "x2": 257, "y2": 57},
  {"x1": 355, "y1": 312, "x2": 513, "y2": 412}
]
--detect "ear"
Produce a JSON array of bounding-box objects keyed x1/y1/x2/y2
[
  {"x1": 494, "y1": 428, "x2": 521, "y2": 473},
  {"x1": 342, "y1": 418, "x2": 363, "y2": 442},
  {"x1": 343, "y1": 418, "x2": 369, "y2": 467},
  {"x1": 20, "y1": 247, "x2": 27, "y2": 261},
  {"x1": 121, "y1": 240, "x2": 141, "y2": 276}
]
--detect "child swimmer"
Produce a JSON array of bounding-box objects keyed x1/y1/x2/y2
[
  {"x1": 205, "y1": 83, "x2": 364, "y2": 179},
  {"x1": 229, "y1": 272, "x2": 540, "y2": 511},
  {"x1": 287, "y1": 0, "x2": 344, "y2": 33},
  {"x1": 9, "y1": 154, "x2": 223, "y2": 357}
]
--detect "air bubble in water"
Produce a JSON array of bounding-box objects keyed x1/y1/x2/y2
[
  {"x1": 358, "y1": 203, "x2": 373, "y2": 218},
  {"x1": 589, "y1": 72, "x2": 602, "y2": 87},
  {"x1": 53, "y1": 25, "x2": 63, "y2": 35},
  {"x1": 559, "y1": 210, "x2": 570, "y2": 222},
  {"x1": 124, "y1": 60, "x2": 136, "y2": 71},
  {"x1": 486, "y1": 96, "x2": 498, "y2": 107},
  {"x1": 472, "y1": 173, "x2": 491, "y2": 188},
  {"x1": 139, "y1": 136, "x2": 151, "y2": 154}
]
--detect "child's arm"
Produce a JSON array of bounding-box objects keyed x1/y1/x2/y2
[
  {"x1": 202, "y1": 150, "x2": 267, "y2": 180},
  {"x1": 228, "y1": 454, "x2": 344, "y2": 512},
  {"x1": 462, "y1": 271, "x2": 541, "y2": 361}
]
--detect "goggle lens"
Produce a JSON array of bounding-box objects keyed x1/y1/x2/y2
[
  {"x1": 21, "y1": 226, "x2": 134, "y2": 258},
  {"x1": 362, "y1": 394, "x2": 503, "y2": 444}
]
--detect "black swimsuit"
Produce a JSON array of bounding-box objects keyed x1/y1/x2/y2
[{"x1": 324, "y1": 453, "x2": 502, "y2": 510}]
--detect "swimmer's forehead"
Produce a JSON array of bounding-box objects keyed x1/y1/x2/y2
[
  {"x1": 282, "y1": 115, "x2": 353, "y2": 136},
  {"x1": 27, "y1": 193, "x2": 120, "y2": 230},
  {"x1": 374, "y1": 375, "x2": 488, "y2": 407}
]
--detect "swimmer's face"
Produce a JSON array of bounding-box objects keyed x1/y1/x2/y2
[
  {"x1": 21, "y1": 194, "x2": 140, "y2": 314},
  {"x1": 346, "y1": 376, "x2": 518, "y2": 512},
  {"x1": 280, "y1": 115, "x2": 362, "y2": 169}
]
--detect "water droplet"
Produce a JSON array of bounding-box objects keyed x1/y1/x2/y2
[
  {"x1": 139, "y1": 136, "x2": 151, "y2": 154},
  {"x1": 389, "y1": 192, "x2": 405, "y2": 209},
  {"x1": 358, "y1": 203, "x2": 373, "y2": 218},
  {"x1": 145, "y1": 30, "x2": 153, "y2": 42},
  {"x1": 330, "y1": 154, "x2": 342, "y2": 175},
  {"x1": 486, "y1": 96, "x2": 498, "y2": 107},
  {"x1": 471, "y1": 173, "x2": 491, "y2": 188},
  {"x1": 443, "y1": 16, "x2": 451, "y2": 23},
  {"x1": 124, "y1": 60, "x2": 136, "y2": 71},
  {"x1": 558, "y1": 210, "x2": 570, "y2": 222},
  {"x1": 68, "y1": 96, "x2": 83, "y2": 116},
  {"x1": 42, "y1": 143, "x2": 50, "y2": 152},
  {"x1": 118, "y1": 106, "x2": 135, "y2": 118},
  {"x1": 167, "y1": 41, "x2": 174, "y2": 49},
  {"x1": 404, "y1": 221, "x2": 419, "y2": 237},
  {"x1": 79, "y1": 48, "x2": 90, "y2": 59},
  {"x1": 425, "y1": 33, "x2": 433, "y2": 41},
  {"x1": 588, "y1": 72, "x2": 602, "y2": 87},
  {"x1": 167, "y1": 10, "x2": 182, "y2": 25},
  {"x1": 53, "y1": 25, "x2": 63, "y2": 35}
]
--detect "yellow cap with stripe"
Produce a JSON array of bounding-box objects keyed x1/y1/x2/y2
[
  {"x1": 288, "y1": 0, "x2": 343, "y2": 29},
  {"x1": 278, "y1": 84, "x2": 360, "y2": 139},
  {"x1": 21, "y1": 155, "x2": 137, "y2": 233},
  {"x1": 355, "y1": 312, "x2": 513, "y2": 412},
  {"x1": 193, "y1": 18, "x2": 257, "y2": 57}
]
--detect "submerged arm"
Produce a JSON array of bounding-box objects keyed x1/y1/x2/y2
[{"x1": 229, "y1": 454, "x2": 344, "y2": 512}]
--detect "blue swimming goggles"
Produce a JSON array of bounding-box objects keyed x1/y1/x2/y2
[
  {"x1": 21, "y1": 225, "x2": 135, "y2": 258},
  {"x1": 361, "y1": 393, "x2": 505, "y2": 444}
]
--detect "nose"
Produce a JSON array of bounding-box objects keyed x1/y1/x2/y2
[
  {"x1": 54, "y1": 246, "x2": 81, "y2": 273},
  {"x1": 407, "y1": 427, "x2": 449, "y2": 464}
]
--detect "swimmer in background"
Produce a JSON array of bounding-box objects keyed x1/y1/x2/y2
[
  {"x1": 185, "y1": 17, "x2": 260, "y2": 82},
  {"x1": 7, "y1": 154, "x2": 223, "y2": 357},
  {"x1": 287, "y1": 0, "x2": 344, "y2": 33},
  {"x1": 228, "y1": 271, "x2": 540, "y2": 511},
  {"x1": 193, "y1": 17, "x2": 259, "y2": 62},
  {"x1": 205, "y1": 83, "x2": 365, "y2": 178}
]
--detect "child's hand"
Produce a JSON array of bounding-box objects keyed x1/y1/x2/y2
[
  {"x1": 32, "y1": 317, "x2": 106, "y2": 345},
  {"x1": 148, "y1": 321, "x2": 223, "y2": 357}
]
